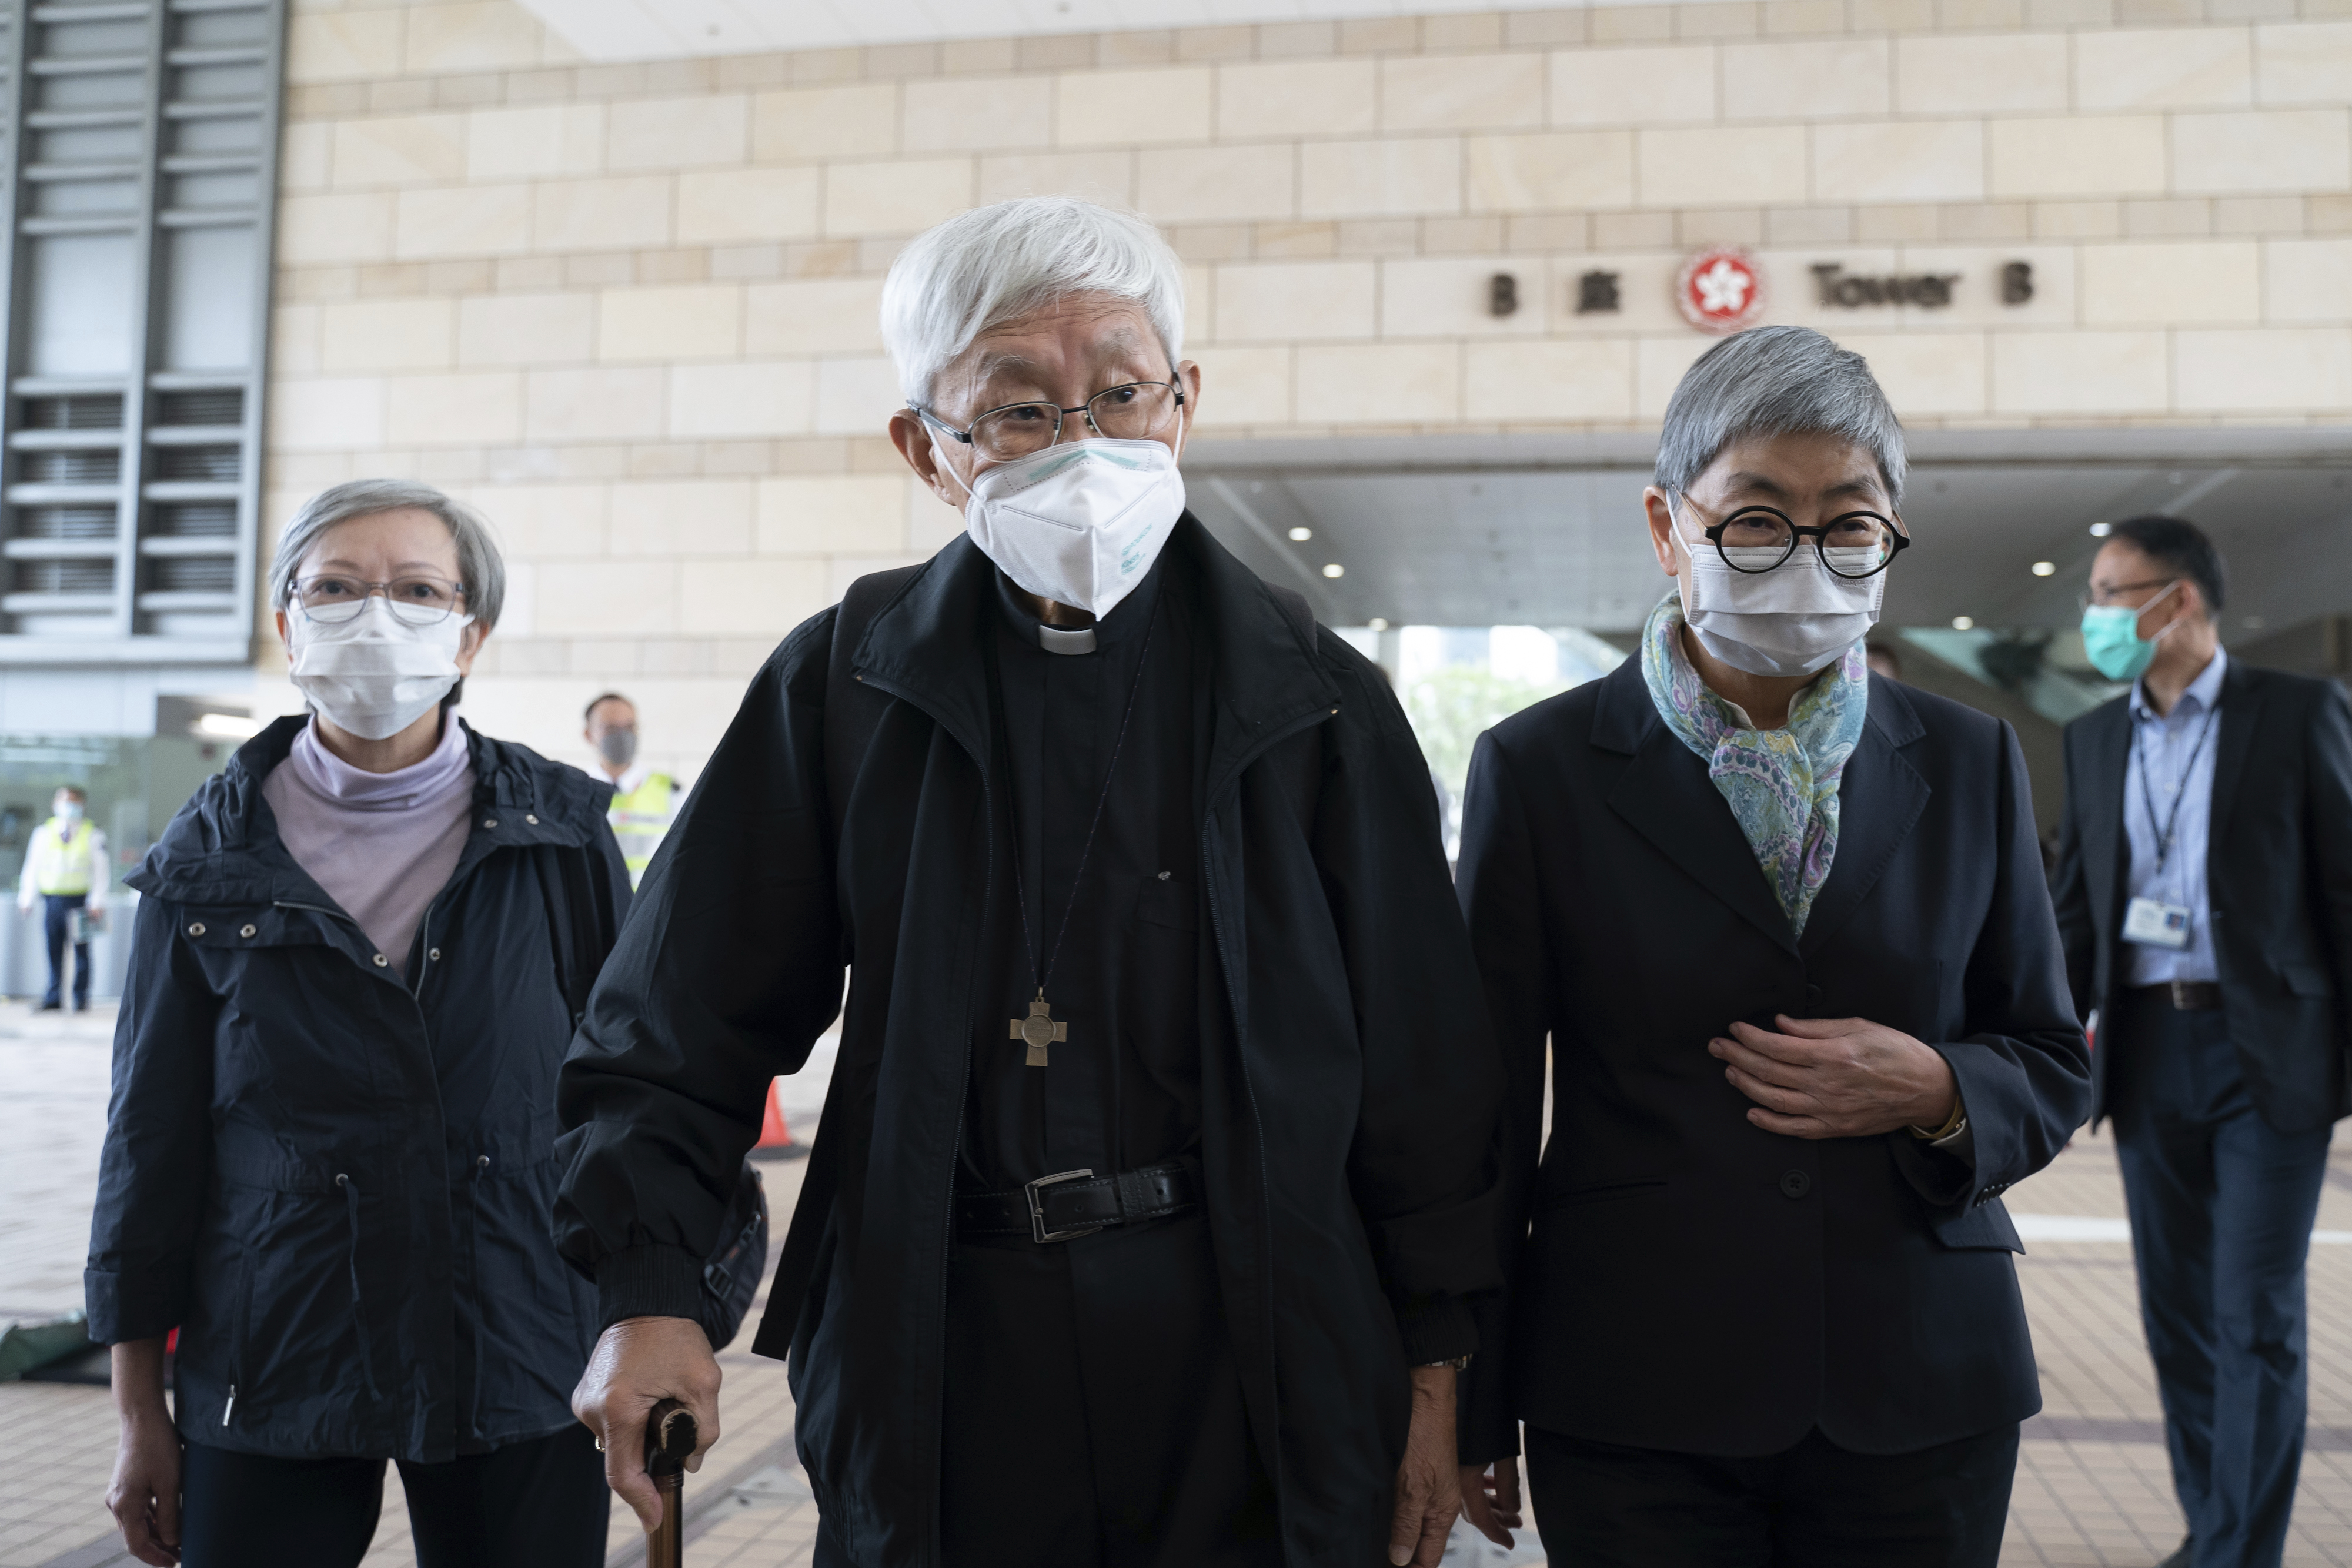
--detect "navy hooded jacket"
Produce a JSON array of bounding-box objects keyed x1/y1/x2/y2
[{"x1": 85, "y1": 716, "x2": 629, "y2": 1462}]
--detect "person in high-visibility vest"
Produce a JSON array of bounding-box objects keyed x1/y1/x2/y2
[
  {"x1": 16, "y1": 785, "x2": 108, "y2": 1011},
  {"x1": 586, "y1": 693, "x2": 674, "y2": 890}
]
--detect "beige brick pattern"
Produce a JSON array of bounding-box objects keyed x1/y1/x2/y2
[{"x1": 261, "y1": 0, "x2": 2352, "y2": 775}]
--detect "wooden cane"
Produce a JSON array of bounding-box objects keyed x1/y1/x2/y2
[{"x1": 644, "y1": 1399, "x2": 697, "y2": 1568}]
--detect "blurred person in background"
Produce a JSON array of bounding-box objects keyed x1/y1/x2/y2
[
  {"x1": 1866, "y1": 640, "x2": 1905, "y2": 682},
  {"x1": 87, "y1": 480, "x2": 629, "y2": 1568},
  {"x1": 2053, "y1": 516, "x2": 2352, "y2": 1568},
  {"x1": 584, "y1": 691, "x2": 675, "y2": 890},
  {"x1": 555, "y1": 196, "x2": 1501, "y2": 1568},
  {"x1": 18, "y1": 783, "x2": 108, "y2": 1011},
  {"x1": 1455, "y1": 326, "x2": 2092, "y2": 1567}
]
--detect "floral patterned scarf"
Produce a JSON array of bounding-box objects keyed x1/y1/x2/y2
[{"x1": 1638, "y1": 594, "x2": 1870, "y2": 937}]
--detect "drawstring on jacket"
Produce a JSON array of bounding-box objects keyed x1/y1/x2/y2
[{"x1": 334, "y1": 1173, "x2": 385, "y2": 1403}]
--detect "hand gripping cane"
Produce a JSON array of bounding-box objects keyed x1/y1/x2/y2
[{"x1": 644, "y1": 1399, "x2": 698, "y2": 1568}]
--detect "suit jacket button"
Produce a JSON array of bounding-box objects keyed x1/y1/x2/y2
[
  {"x1": 1779, "y1": 1170, "x2": 1812, "y2": 1199},
  {"x1": 1805, "y1": 983, "x2": 1824, "y2": 1008}
]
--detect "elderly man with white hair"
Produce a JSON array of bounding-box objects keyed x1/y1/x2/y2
[{"x1": 554, "y1": 196, "x2": 1502, "y2": 1567}]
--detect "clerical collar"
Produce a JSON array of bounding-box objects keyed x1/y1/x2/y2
[{"x1": 991, "y1": 558, "x2": 1167, "y2": 657}]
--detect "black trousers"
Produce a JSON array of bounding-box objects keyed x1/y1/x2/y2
[
  {"x1": 178, "y1": 1425, "x2": 607, "y2": 1568},
  {"x1": 2109, "y1": 988, "x2": 2331, "y2": 1568},
  {"x1": 41, "y1": 891, "x2": 88, "y2": 1008},
  {"x1": 1525, "y1": 1422, "x2": 2019, "y2": 1567},
  {"x1": 919, "y1": 1210, "x2": 1279, "y2": 1568}
]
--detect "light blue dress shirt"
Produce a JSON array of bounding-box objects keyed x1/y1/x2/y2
[{"x1": 2123, "y1": 646, "x2": 2227, "y2": 985}]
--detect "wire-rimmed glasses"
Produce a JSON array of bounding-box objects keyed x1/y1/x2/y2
[
  {"x1": 915, "y1": 377, "x2": 1185, "y2": 462},
  {"x1": 291, "y1": 575, "x2": 467, "y2": 626},
  {"x1": 1679, "y1": 493, "x2": 1910, "y2": 579}
]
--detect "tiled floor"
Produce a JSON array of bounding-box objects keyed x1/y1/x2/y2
[{"x1": 5, "y1": 1001, "x2": 2348, "y2": 1567}]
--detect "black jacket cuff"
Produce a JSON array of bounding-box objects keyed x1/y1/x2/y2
[
  {"x1": 1395, "y1": 1295, "x2": 1479, "y2": 1366},
  {"x1": 595, "y1": 1245, "x2": 705, "y2": 1333}
]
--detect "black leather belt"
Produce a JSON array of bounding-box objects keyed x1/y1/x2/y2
[
  {"x1": 956, "y1": 1159, "x2": 1196, "y2": 1244},
  {"x1": 2130, "y1": 981, "x2": 2223, "y2": 1012}
]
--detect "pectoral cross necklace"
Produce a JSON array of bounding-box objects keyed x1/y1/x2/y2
[{"x1": 1003, "y1": 593, "x2": 1162, "y2": 1068}]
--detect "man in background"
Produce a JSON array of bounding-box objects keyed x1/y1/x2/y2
[
  {"x1": 2054, "y1": 515, "x2": 2352, "y2": 1568},
  {"x1": 584, "y1": 693, "x2": 674, "y2": 890},
  {"x1": 17, "y1": 785, "x2": 107, "y2": 1011}
]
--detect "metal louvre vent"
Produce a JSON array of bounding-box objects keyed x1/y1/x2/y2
[
  {"x1": 153, "y1": 444, "x2": 238, "y2": 482},
  {"x1": 151, "y1": 556, "x2": 234, "y2": 593},
  {"x1": 23, "y1": 449, "x2": 122, "y2": 484},
  {"x1": 19, "y1": 505, "x2": 117, "y2": 540},
  {"x1": 157, "y1": 388, "x2": 242, "y2": 427},
  {"x1": 16, "y1": 560, "x2": 115, "y2": 594},
  {"x1": 155, "y1": 501, "x2": 235, "y2": 536},
  {"x1": 23, "y1": 394, "x2": 125, "y2": 430}
]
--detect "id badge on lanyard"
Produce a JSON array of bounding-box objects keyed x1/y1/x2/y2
[{"x1": 2123, "y1": 702, "x2": 2217, "y2": 952}]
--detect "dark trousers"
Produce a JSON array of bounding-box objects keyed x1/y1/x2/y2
[
  {"x1": 1524, "y1": 1422, "x2": 2019, "y2": 1567},
  {"x1": 178, "y1": 1425, "x2": 607, "y2": 1568},
  {"x1": 2109, "y1": 988, "x2": 2331, "y2": 1568},
  {"x1": 886, "y1": 1211, "x2": 1277, "y2": 1568},
  {"x1": 40, "y1": 891, "x2": 88, "y2": 1008}
]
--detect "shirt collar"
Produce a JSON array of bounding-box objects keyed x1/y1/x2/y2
[
  {"x1": 610, "y1": 761, "x2": 652, "y2": 794},
  {"x1": 2132, "y1": 646, "x2": 2228, "y2": 723}
]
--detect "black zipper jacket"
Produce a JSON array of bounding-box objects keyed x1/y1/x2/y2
[
  {"x1": 553, "y1": 521, "x2": 1504, "y2": 1567},
  {"x1": 85, "y1": 717, "x2": 630, "y2": 1462}
]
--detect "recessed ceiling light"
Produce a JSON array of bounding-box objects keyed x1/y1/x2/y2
[
  {"x1": 2032, "y1": 561, "x2": 2056, "y2": 576},
  {"x1": 1368, "y1": 618, "x2": 1389, "y2": 631},
  {"x1": 195, "y1": 711, "x2": 262, "y2": 738},
  {"x1": 1951, "y1": 614, "x2": 1975, "y2": 630},
  {"x1": 1322, "y1": 563, "x2": 1345, "y2": 579},
  {"x1": 2089, "y1": 522, "x2": 2113, "y2": 536},
  {"x1": 1288, "y1": 526, "x2": 1312, "y2": 541}
]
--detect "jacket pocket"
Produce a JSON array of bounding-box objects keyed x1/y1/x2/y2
[
  {"x1": 1538, "y1": 1176, "x2": 1668, "y2": 1210},
  {"x1": 1136, "y1": 875, "x2": 1198, "y2": 931},
  {"x1": 2278, "y1": 962, "x2": 2333, "y2": 998},
  {"x1": 1930, "y1": 1198, "x2": 2024, "y2": 1253}
]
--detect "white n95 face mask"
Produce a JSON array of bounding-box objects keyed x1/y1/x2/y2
[
  {"x1": 288, "y1": 596, "x2": 473, "y2": 740},
  {"x1": 960, "y1": 437, "x2": 1187, "y2": 620},
  {"x1": 1675, "y1": 529, "x2": 1886, "y2": 678}
]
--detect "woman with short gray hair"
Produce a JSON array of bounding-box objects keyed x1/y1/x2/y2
[
  {"x1": 1456, "y1": 326, "x2": 2092, "y2": 1566},
  {"x1": 88, "y1": 480, "x2": 630, "y2": 1567}
]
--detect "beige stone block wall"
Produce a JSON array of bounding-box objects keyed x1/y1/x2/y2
[{"x1": 268, "y1": 0, "x2": 2352, "y2": 774}]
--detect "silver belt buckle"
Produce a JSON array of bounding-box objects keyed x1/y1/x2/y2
[{"x1": 1025, "y1": 1169, "x2": 1105, "y2": 1244}]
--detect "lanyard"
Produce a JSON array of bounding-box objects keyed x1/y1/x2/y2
[{"x1": 2134, "y1": 698, "x2": 2219, "y2": 879}]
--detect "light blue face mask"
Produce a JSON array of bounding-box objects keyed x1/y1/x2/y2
[{"x1": 2080, "y1": 580, "x2": 2180, "y2": 681}]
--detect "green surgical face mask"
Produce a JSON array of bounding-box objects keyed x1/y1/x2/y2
[{"x1": 2080, "y1": 580, "x2": 2179, "y2": 681}]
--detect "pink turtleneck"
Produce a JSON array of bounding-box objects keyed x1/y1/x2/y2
[{"x1": 262, "y1": 713, "x2": 476, "y2": 977}]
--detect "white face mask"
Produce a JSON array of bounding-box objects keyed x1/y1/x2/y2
[
  {"x1": 957, "y1": 436, "x2": 1187, "y2": 620},
  {"x1": 1673, "y1": 522, "x2": 1886, "y2": 678},
  {"x1": 287, "y1": 596, "x2": 473, "y2": 740}
]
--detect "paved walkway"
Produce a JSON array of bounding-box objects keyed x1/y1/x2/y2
[{"x1": 4, "y1": 1001, "x2": 2348, "y2": 1567}]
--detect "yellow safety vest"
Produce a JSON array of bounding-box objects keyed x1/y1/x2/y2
[
  {"x1": 31, "y1": 817, "x2": 96, "y2": 896},
  {"x1": 608, "y1": 774, "x2": 674, "y2": 890}
]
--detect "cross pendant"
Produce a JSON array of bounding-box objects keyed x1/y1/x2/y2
[{"x1": 1008, "y1": 990, "x2": 1067, "y2": 1068}]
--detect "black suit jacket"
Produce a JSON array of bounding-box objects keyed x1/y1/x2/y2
[
  {"x1": 1456, "y1": 658, "x2": 2091, "y2": 1462},
  {"x1": 2052, "y1": 658, "x2": 2352, "y2": 1131}
]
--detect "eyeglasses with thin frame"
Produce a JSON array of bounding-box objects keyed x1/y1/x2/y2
[
  {"x1": 914, "y1": 375, "x2": 1186, "y2": 462},
  {"x1": 2078, "y1": 577, "x2": 2178, "y2": 613},
  {"x1": 292, "y1": 574, "x2": 467, "y2": 627},
  {"x1": 1675, "y1": 490, "x2": 1910, "y2": 579}
]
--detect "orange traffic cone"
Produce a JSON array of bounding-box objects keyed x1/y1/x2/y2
[{"x1": 753, "y1": 1080, "x2": 804, "y2": 1158}]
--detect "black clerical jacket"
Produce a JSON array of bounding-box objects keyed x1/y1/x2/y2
[
  {"x1": 553, "y1": 519, "x2": 1502, "y2": 1567},
  {"x1": 2052, "y1": 658, "x2": 2352, "y2": 1130},
  {"x1": 1455, "y1": 659, "x2": 2091, "y2": 1463}
]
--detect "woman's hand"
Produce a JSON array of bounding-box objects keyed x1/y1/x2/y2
[
  {"x1": 1458, "y1": 1459, "x2": 1523, "y2": 1547},
  {"x1": 105, "y1": 1339, "x2": 181, "y2": 1566},
  {"x1": 1710, "y1": 1014, "x2": 1959, "y2": 1138}
]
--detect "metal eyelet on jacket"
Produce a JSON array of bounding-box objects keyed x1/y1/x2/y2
[
  {"x1": 187, "y1": 922, "x2": 205, "y2": 937},
  {"x1": 429, "y1": 948, "x2": 442, "y2": 962},
  {"x1": 240, "y1": 924, "x2": 257, "y2": 939},
  {"x1": 372, "y1": 953, "x2": 389, "y2": 967},
  {"x1": 483, "y1": 818, "x2": 499, "y2": 829},
  {"x1": 525, "y1": 815, "x2": 539, "y2": 825}
]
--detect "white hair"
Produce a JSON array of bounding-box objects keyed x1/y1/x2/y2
[
  {"x1": 1656, "y1": 325, "x2": 1908, "y2": 507},
  {"x1": 880, "y1": 197, "x2": 1186, "y2": 411}
]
